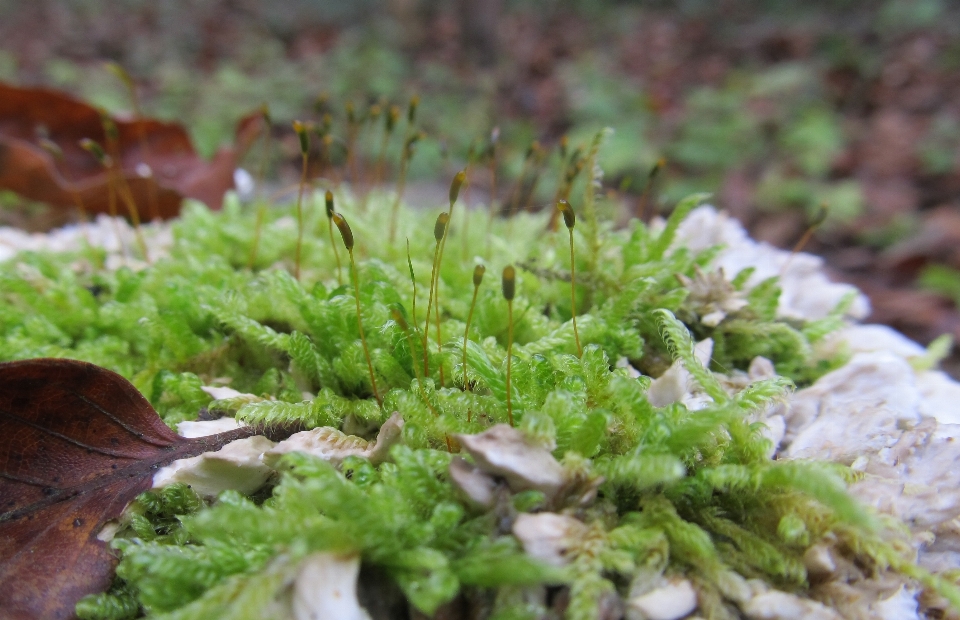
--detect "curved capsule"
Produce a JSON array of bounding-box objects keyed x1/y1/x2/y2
[
  {"x1": 386, "y1": 105, "x2": 400, "y2": 133},
  {"x1": 79, "y1": 139, "x2": 109, "y2": 166},
  {"x1": 293, "y1": 121, "x2": 309, "y2": 155},
  {"x1": 811, "y1": 203, "x2": 829, "y2": 228},
  {"x1": 389, "y1": 305, "x2": 410, "y2": 330},
  {"x1": 473, "y1": 264, "x2": 486, "y2": 288},
  {"x1": 449, "y1": 169, "x2": 466, "y2": 206},
  {"x1": 502, "y1": 265, "x2": 516, "y2": 301},
  {"x1": 325, "y1": 191, "x2": 335, "y2": 219},
  {"x1": 556, "y1": 199, "x2": 576, "y2": 230},
  {"x1": 434, "y1": 212, "x2": 450, "y2": 242},
  {"x1": 332, "y1": 213, "x2": 354, "y2": 251},
  {"x1": 407, "y1": 95, "x2": 420, "y2": 124},
  {"x1": 99, "y1": 113, "x2": 119, "y2": 142}
]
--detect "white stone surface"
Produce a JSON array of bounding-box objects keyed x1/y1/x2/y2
[
  {"x1": 177, "y1": 417, "x2": 246, "y2": 438},
  {"x1": 456, "y1": 424, "x2": 567, "y2": 500},
  {"x1": 152, "y1": 435, "x2": 276, "y2": 496},
  {"x1": 263, "y1": 412, "x2": 404, "y2": 467},
  {"x1": 741, "y1": 590, "x2": 842, "y2": 620},
  {"x1": 512, "y1": 513, "x2": 588, "y2": 567},
  {"x1": 0, "y1": 214, "x2": 173, "y2": 267},
  {"x1": 870, "y1": 586, "x2": 920, "y2": 620},
  {"x1": 674, "y1": 206, "x2": 869, "y2": 321},
  {"x1": 819, "y1": 324, "x2": 927, "y2": 360},
  {"x1": 448, "y1": 456, "x2": 499, "y2": 509},
  {"x1": 916, "y1": 370, "x2": 960, "y2": 424},
  {"x1": 200, "y1": 385, "x2": 247, "y2": 400},
  {"x1": 782, "y1": 352, "x2": 923, "y2": 460},
  {"x1": 293, "y1": 553, "x2": 371, "y2": 620},
  {"x1": 627, "y1": 578, "x2": 698, "y2": 620},
  {"x1": 647, "y1": 338, "x2": 715, "y2": 409}
]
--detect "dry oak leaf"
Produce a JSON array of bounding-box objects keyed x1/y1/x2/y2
[
  {"x1": 0, "y1": 82, "x2": 262, "y2": 220},
  {"x1": 0, "y1": 358, "x2": 259, "y2": 620}
]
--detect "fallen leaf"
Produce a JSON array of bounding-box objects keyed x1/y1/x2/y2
[
  {"x1": 0, "y1": 82, "x2": 262, "y2": 220},
  {"x1": 0, "y1": 358, "x2": 259, "y2": 620}
]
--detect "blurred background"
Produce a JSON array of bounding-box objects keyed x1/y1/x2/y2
[{"x1": 1, "y1": 0, "x2": 959, "y2": 366}]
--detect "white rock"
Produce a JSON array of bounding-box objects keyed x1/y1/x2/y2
[
  {"x1": 616, "y1": 356, "x2": 642, "y2": 378},
  {"x1": 783, "y1": 352, "x2": 922, "y2": 460},
  {"x1": 264, "y1": 412, "x2": 404, "y2": 467},
  {"x1": 200, "y1": 385, "x2": 247, "y2": 400},
  {"x1": 456, "y1": 424, "x2": 567, "y2": 500},
  {"x1": 512, "y1": 513, "x2": 588, "y2": 567},
  {"x1": 714, "y1": 570, "x2": 756, "y2": 604},
  {"x1": 177, "y1": 417, "x2": 246, "y2": 438},
  {"x1": 819, "y1": 324, "x2": 927, "y2": 361},
  {"x1": 779, "y1": 342, "x2": 960, "y2": 566},
  {"x1": 802, "y1": 544, "x2": 836, "y2": 578},
  {"x1": 448, "y1": 457, "x2": 499, "y2": 509},
  {"x1": 916, "y1": 370, "x2": 960, "y2": 425},
  {"x1": 869, "y1": 585, "x2": 919, "y2": 620},
  {"x1": 627, "y1": 578, "x2": 698, "y2": 620},
  {"x1": 741, "y1": 590, "x2": 842, "y2": 620},
  {"x1": 647, "y1": 339, "x2": 715, "y2": 409},
  {"x1": 293, "y1": 552, "x2": 371, "y2": 620},
  {"x1": 848, "y1": 422, "x2": 960, "y2": 530},
  {"x1": 748, "y1": 356, "x2": 777, "y2": 381},
  {"x1": 96, "y1": 521, "x2": 122, "y2": 543},
  {"x1": 152, "y1": 435, "x2": 276, "y2": 496},
  {"x1": 674, "y1": 206, "x2": 869, "y2": 321},
  {"x1": 0, "y1": 214, "x2": 173, "y2": 267}
]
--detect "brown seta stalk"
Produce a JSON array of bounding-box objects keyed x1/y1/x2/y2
[
  {"x1": 502, "y1": 265, "x2": 516, "y2": 427},
  {"x1": 79, "y1": 138, "x2": 128, "y2": 266},
  {"x1": 325, "y1": 191, "x2": 343, "y2": 286},
  {"x1": 548, "y1": 146, "x2": 584, "y2": 231},
  {"x1": 782, "y1": 203, "x2": 829, "y2": 275},
  {"x1": 99, "y1": 114, "x2": 149, "y2": 262},
  {"x1": 556, "y1": 200, "x2": 582, "y2": 357},
  {"x1": 106, "y1": 62, "x2": 160, "y2": 221},
  {"x1": 389, "y1": 132, "x2": 422, "y2": 244},
  {"x1": 333, "y1": 212, "x2": 381, "y2": 407},
  {"x1": 423, "y1": 212, "x2": 449, "y2": 379},
  {"x1": 38, "y1": 138, "x2": 93, "y2": 246},
  {"x1": 431, "y1": 170, "x2": 467, "y2": 386},
  {"x1": 406, "y1": 238, "x2": 418, "y2": 325},
  {"x1": 463, "y1": 264, "x2": 486, "y2": 411},
  {"x1": 292, "y1": 120, "x2": 310, "y2": 280}
]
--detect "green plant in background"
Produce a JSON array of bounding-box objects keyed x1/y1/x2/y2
[{"x1": 3, "y1": 158, "x2": 955, "y2": 617}]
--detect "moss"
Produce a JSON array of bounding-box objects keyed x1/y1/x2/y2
[{"x1": 1, "y1": 181, "x2": 949, "y2": 617}]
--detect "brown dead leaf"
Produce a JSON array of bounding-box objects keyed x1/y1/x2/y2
[
  {"x1": 0, "y1": 358, "x2": 260, "y2": 620},
  {"x1": 0, "y1": 82, "x2": 262, "y2": 220}
]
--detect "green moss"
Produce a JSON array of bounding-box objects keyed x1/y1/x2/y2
[{"x1": 0, "y1": 185, "x2": 943, "y2": 617}]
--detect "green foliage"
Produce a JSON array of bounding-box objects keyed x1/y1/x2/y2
[
  {"x1": 656, "y1": 309, "x2": 728, "y2": 404},
  {"x1": 75, "y1": 582, "x2": 140, "y2": 620},
  {"x1": 0, "y1": 190, "x2": 930, "y2": 618}
]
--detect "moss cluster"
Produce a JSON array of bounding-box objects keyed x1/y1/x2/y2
[{"x1": 1, "y1": 174, "x2": 953, "y2": 618}]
